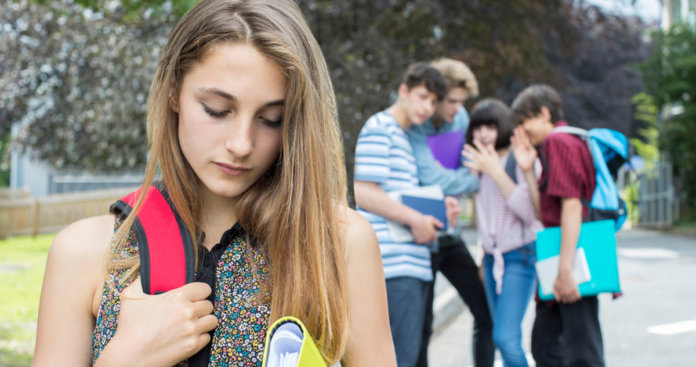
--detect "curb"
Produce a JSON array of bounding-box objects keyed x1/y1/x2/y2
[{"x1": 432, "y1": 283, "x2": 465, "y2": 338}]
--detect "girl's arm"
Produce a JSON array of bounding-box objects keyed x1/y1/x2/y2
[
  {"x1": 33, "y1": 215, "x2": 115, "y2": 366},
  {"x1": 33, "y1": 215, "x2": 218, "y2": 367},
  {"x1": 522, "y1": 165, "x2": 542, "y2": 220},
  {"x1": 341, "y1": 209, "x2": 397, "y2": 367},
  {"x1": 512, "y1": 126, "x2": 541, "y2": 218}
]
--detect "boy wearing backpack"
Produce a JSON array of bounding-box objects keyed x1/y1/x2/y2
[{"x1": 510, "y1": 84, "x2": 605, "y2": 367}]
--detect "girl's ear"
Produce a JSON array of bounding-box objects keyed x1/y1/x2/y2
[
  {"x1": 169, "y1": 88, "x2": 179, "y2": 113},
  {"x1": 539, "y1": 106, "x2": 551, "y2": 122}
]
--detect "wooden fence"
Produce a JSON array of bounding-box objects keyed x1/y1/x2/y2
[{"x1": 0, "y1": 187, "x2": 138, "y2": 238}]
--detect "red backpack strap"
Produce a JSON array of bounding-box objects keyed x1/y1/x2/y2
[{"x1": 109, "y1": 184, "x2": 195, "y2": 295}]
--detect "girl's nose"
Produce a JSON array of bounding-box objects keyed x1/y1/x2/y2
[{"x1": 224, "y1": 116, "x2": 254, "y2": 157}]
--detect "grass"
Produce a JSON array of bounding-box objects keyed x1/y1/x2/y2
[{"x1": 0, "y1": 234, "x2": 55, "y2": 367}]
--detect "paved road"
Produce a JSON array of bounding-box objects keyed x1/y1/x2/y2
[{"x1": 429, "y1": 228, "x2": 696, "y2": 366}]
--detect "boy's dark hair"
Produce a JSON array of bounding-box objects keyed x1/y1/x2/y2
[
  {"x1": 511, "y1": 84, "x2": 564, "y2": 126},
  {"x1": 466, "y1": 98, "x2": 513, "y2": 150},
  {"x1": 402, "y1": 62, "x2": 447, "y2": 101}
]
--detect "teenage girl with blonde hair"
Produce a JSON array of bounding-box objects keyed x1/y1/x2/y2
[{"x1": 32, "y1": 0, "x2": 396, "y2": 365}]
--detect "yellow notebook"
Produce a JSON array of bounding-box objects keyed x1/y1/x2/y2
[{"x1": 262, "y1": 316, "x2": 327, "y2": 367}]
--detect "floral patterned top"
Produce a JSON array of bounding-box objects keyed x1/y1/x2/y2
[{"x1": 92, "y1": 221, "x2": 271, "y2": 366}]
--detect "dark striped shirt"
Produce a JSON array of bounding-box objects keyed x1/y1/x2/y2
[{"x1": 538, "y1": 122, "x2": 596, "y2": 228}]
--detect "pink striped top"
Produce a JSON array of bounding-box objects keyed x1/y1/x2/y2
[{"x1": 476, "y1": 152, "x2": 543, "y2": 293}]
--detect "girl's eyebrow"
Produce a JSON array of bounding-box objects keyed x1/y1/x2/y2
[
  {"x1": 200, "y1": 87, "x2": 236, "y2": 102},
  {"x1": 199, "y1": 87, "x2": 284, "y2": 108}
]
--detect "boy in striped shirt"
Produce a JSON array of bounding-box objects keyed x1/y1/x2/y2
[{"x1": 353, "y1": 62, "x2": 449, "y2": 367}]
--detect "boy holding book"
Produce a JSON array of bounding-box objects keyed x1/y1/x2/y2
[
  {"x1": 353, "y1": 62, "x2": 452, "y2": 367},
  {"x1": 511, "y1": 84, "x2": 604, "y2": 367},
  {"x1": 406, "y1": 58, "x2": 494, "y2": 367}
]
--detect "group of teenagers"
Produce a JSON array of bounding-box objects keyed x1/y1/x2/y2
[
  {"x1": 31, "y1": 0, "x2": 605, "y2": 366},
  {"x1": 354, "y1": 59, "x2": 606, "y2": 367}
]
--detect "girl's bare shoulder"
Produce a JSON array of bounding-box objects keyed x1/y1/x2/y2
[
  {"x1": 339, "y1": 207, "x2": 379, "y2": 259},
  {"x1": 48, "y1": 215, "x2": 115, "y2": 279}
]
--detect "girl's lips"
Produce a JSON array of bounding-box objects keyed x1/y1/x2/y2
[{"x1": 215, "y1": 162, "x2": 250, "y2": 176}]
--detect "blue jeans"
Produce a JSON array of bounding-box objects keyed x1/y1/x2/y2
[
  {"x1": 386, "y1": 277, "x2": 431, "y2": 367},
  {"x1": 483, "y1": 242, "x2": 537, "y2": 367}
]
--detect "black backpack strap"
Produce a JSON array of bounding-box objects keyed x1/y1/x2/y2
[{"x1": 109, "y1": 184, "x2": 195, "y2": 295}]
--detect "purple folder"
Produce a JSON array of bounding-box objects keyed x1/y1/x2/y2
[{"x1": 427, "y1": 130, "x2": 464, "y2": 170}]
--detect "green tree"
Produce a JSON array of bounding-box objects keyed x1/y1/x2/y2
[
  {"x1": 631, "y1": 92, "x2": 660, "y2": 165},
  {"x1": 2, "y1": 0, "x2": 651, "y2": 190},
  {"x1": 641, "y1": 25, "x2": 696, "y2": 216},
  {"x1": 1, "y1": 0, "x2": 178, "y2": 171}
]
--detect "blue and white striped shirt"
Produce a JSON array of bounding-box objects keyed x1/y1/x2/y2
[{"x1": 354, "y1": 111, "x2": 432, "y2": 281}]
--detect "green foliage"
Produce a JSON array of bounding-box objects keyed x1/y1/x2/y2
[
  {"x1": 1, "y1": 1, "x2": 178, "y2": 171},
  {"x1": 296, "y1": 0, "x2": 650, "y2": 200},
  {"x1": 623, "y1": 183, "x2": 640, "y2": 225},
  {"x1": 641, "y1": 25, "x2": 696, "y2": 214},
  {"x1": 630, "y1": 92, "x2": 660, "y2": 166},
  {"x1": 28, "y1": 0, "x2": 197, "y2": 18},
  {"x1": 2, "y1": 1, "x2": 651, "y2": 187}
]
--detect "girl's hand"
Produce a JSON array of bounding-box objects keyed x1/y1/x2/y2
[
  {"x1": 511, "y1": 126, "x2": 537, "y2": 172},
  {"x1": 444, "y1": 196, "x2": 461, "y2": 229},
  {"x1": 96, "y1": 280, "x2": 218, "y2": 367},
  {"x1": 462, "y1": 140, "x2": 500, "y2": 177}
]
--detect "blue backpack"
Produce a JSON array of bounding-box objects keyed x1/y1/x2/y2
[{"x1": 552, "y1": 126, "x2": 629, "y2": 231}]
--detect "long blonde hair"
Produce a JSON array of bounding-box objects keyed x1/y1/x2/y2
[{"x1": 110, "y1": 0, "x2": 349, "y2": 362}]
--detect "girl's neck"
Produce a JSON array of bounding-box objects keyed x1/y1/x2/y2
[
  {"x1": 497, "y1": 147, "x2": 510, "y2": 158},
  {"x1": 199, "y1": 189, "x2": 239, "y2": 249}
]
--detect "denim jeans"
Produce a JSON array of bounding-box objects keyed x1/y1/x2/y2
[
  {"x1": 417, "y1": 235, "x2": 494, "y2": 367},
  {"x1": 386, "y1": 277, "x2": 431, "y2": 367},
  {"x1": 483, "y1": 242, "x2": 537, "y2": 367}
]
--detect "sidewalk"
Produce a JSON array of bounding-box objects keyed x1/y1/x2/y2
[{"x1": 428, "y1": 226, "x2": 696, "y2": 366}]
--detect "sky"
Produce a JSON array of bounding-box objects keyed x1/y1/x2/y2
[{"x1": 586, "y1": 0, "x2": 662, "y2": 22}]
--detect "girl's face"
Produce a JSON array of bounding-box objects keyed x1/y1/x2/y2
[
  {"x1": 472, "y1": 124, "x2": 498, "y2": 151},
  {"x1": 177, "y1": 42, "x2": 285, "y2": 201}
]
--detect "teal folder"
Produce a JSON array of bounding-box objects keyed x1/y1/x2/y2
[{"x1": 536, "y1": 219, "x2": 621, "y2": 300}]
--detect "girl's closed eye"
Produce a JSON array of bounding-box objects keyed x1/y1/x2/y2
[
  {"x1": 203, "y1": 104, "x2": 229, "y2": 118},
  {"x1": 261, "y1": 116, "x2": 282, "y2": 128},
  {"x1": 259, "y1": 106, "x2": 283, "y2": 128}
]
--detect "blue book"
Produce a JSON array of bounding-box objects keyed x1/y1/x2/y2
[
  {"x1": 535, "y1": 219, "x2": 621, "y2": 300},
  {"x1": 401, "y1": 194, "x2": 448, "y2": 232}
]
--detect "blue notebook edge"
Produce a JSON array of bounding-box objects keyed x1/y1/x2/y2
[{"x1": 400, "y1": 194, "x2": 448, "y2": 231}]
